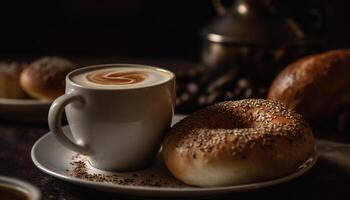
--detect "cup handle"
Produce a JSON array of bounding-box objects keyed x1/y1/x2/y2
[{"x1": 48, "y1": 93, "x2": 91, "y2": 155}]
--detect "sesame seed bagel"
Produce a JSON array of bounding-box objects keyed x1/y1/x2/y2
[{"x1": 163, "y1": 99, "x2": 314, "y2": 187}]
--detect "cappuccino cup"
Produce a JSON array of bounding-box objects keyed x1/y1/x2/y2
[{"x1": 48, "y1": 64, "x2": 175, "y2": 171}]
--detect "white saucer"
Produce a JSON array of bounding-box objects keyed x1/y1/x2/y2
[
  {"x1": 31, "y1": 115, "x2": 317, "y2": 197},
  {"x1": 0, "y1": 98, "x2": 51, "y2": 122}
]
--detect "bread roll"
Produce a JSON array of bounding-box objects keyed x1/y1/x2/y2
[
  {"x1": 267, "y1": 49, "x2": 350, "y2": 124},
  {"x1": 20, "y1": 56, "x2": 76, "y2": 101},
  {"x1": 0, "y1": 62, "x2": 27, "y2": 99}
]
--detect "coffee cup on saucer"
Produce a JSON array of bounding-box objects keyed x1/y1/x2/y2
[{"x1": 48, "y1": 64, "x2": 175, "y2": 171}]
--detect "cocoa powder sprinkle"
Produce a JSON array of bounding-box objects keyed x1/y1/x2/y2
[{"x1": 66, "y1": 154, "x2": 185, "y2": 188}]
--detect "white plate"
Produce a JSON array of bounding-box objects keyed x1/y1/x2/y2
[
  {"x1": 31, "y1": 115, "x2": 317, "y2": 197},
  {"x1": 0, "y1": 98, "x2": 51, "y2": 122}
]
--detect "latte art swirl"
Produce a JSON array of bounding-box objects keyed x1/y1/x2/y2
[
  {"x1": 72, "y1": 66, "x2": 172, "y2": 89},
  {"x1": 86, "y1": 71, "x2": 148, "y2": 85}
]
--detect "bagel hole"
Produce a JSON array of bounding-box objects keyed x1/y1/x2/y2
[{"x1": 206, "y1": 113, "x2": 253, "y2": 129}]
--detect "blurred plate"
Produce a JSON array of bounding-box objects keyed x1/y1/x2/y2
[
  {"x1": 0, "y1": 98, "x2": 51, "y2": 122},
  {"x1": 31, "y1": 115, "x2": 317, "y2": 197},
  {"x1": 0, "y1": 175, "x2": 41, "y2": 200}
]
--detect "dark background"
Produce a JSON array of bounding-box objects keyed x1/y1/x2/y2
[
  {"x1": 0, "y1": 2, "x2": 350, "y2": 199},
  {"x1": 0, "y1": 0, "x2": 349, "y2": 60}
]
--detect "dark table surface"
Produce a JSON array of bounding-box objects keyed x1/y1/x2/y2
[
  {"x1": 1, "y1": 119, "x2": 350, "y2": 200},
  {"x1": 1, "y1": 58, "x2": 350, "y2": 200}
]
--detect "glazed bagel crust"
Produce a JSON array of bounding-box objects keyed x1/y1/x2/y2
[
  {"x1": 163, "y1": 99, "x2": 314, "y2": 187},
  {"x1": 267, "y1": 49, "x2": 350, "y2": 122}
]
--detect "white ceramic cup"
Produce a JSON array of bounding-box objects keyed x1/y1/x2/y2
[{"x1": 48, "y1": 64, "x2": 175, "y2": 171}]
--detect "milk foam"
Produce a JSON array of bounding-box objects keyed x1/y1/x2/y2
[{"x1": 72, "y1": 67, "x2": 172, "y2": 89}]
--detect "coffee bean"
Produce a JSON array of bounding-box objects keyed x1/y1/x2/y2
[
  {"x1": 244, "y1": 88, "x2": 253, "y2": 98},
  {"x1": 176, "y1": 98, "x2": 182, "y2": 106},
  {"x1": 207, "y1": 74, "x2": 234, "y2": 93},
  {"x1": 237, "y1": 78, "x2": 252, "y2": 89},
  {"x1": 180, "y1": 93, "x2": 191, "y2": 102},
  {"x1": 198, "y1": 95, "x2": 207, "y2": 105},
  {"x1": 174, "y1": 65, "x2": 269, "y2": 113},
  {"x1": 225, "y1": 91, "x2": 234, "y2": 99},
  {"x1": 187, "y1": 82, "x2": 199, "y2": 94},
  {"x1": 206, "y1": 91, "x2": 222, "y2": 105}
]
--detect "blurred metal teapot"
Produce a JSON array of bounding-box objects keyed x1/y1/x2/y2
[{"x1": 201, "y1": 0, "x2": 322, "y2": 86}]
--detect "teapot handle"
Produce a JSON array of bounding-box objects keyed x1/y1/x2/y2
[{"x1": 212, "y1": 0, "x2": 229, "y2": 16}]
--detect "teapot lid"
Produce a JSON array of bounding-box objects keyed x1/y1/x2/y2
[{"x1": 203, "y1": 0, "x2": 306, "y2": 46}]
